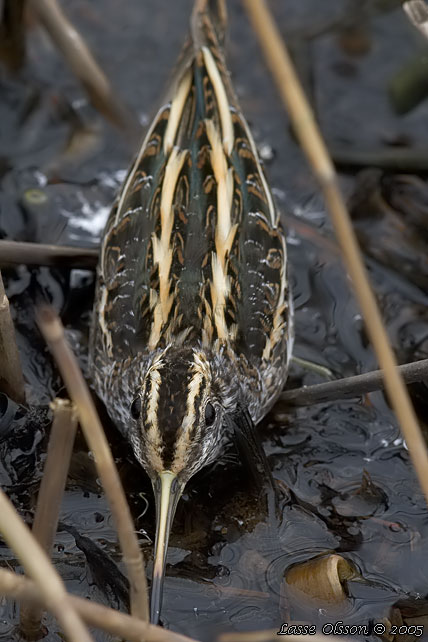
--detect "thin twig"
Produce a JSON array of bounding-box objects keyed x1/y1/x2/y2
[
  {"x1": 0, "y1": 489, "x2": 93, "y2": 642},
  {"x1": 330, "y1": 144, "x2": 428, "y2": 172},
  {"x1": 403, "y1": 1, "x2": 428, "y2": 38},
  {"x1": 0, "y1": 240, "x2": 98, "y2": 269},
  {"x1": 0, "y1": 272, "x2": 26, "y2": 404},
  {"x1": 36, "y1": 305, "x2": 149, "y2": 621},
  {"x1": 28, "y1": 0, "x2": 139, "y2": 136},
  {"x1": 0, "y1": 568, "x2": 197, "y2": 642},
  {"x1": 280, "y1": 359, "x2": 428, "y2": 406},
  {"x1": 243, "y1": 0, "x2": 428, "y2": 503},
  {"x1": 20, "y1": 398, "x2": 78, "y2": 640}
]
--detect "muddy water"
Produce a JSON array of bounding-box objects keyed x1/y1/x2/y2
[{"x1": 1, "y1": 1, "x2": 428, "y2": 640}]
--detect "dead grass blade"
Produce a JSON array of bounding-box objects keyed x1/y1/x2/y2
[
  {"x1": 28, "y1": 0, "x2": 139, "y2": 136},
  {"x1": 0, "y1": 568, "x2": 198, "y2": 642},
  {"x1": 0, "y1": 489, "x2": 93, "y2": 642},
  {"x1": 20, "y1": 398, "x2": 78, "y2": 639},
  {"x1": 242, "y1": 0, "x2": 428, "y2": 503},
  {"x1": 36, "y1": 305, "x2": 149, "y2": 621}
]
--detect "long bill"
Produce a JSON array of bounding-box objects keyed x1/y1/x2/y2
[{"x1": 150, "y1": 470, "x2": 184, "y2": 624}]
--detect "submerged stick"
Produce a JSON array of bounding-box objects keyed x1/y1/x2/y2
[
  {"x1": 36, "y1": 305, "x2": 149, "y2": 622},
  {"x1": 0, "y1": 240, "x2": 98, "y2": 269},
  {"x1": 243, "y1": 0, "x2": 428, "y2": 505},
  {"x1": 280, "y1": 359, "x2": 428, "y2": 407},
  {"x1": 0, "y1": 489, "x2": 93, "y2": 642},
  {"x1": 28, "y1": 0, "x2": 138, "y2": 135},
  {"x1": 0, "y1": 568, "x2": 196, "y2": 642},
  {"x1": 0, "y1": 272, "x2": 26, "y2": 404},
  {"x1": 20, "y1": 398, "x2": 78, "y2": 640}
]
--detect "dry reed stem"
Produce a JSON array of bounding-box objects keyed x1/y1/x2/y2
[
  {"x1": 280, "y1": 358, "x2": 428, "y2": 406},
  {"x1": 28, "y1": 0, "x2": 138, "y2": 135},
  {"x1": 243, "y1": 0, "x2": 428, "y2": 504},
  {"x1": 20, "y1": 398, "x2": 78, "y2": 639},
  {"x1": 0, "y1": 272, "x2": 26, "y2": 404},
  {"x1": 0, "y1": 240, "x2": 98, "y2": 269},
  {"x1": 36, "y1": 305, "x2": 149, "y2": 621},
  {"x1": 0, "y1": 489, "x2": 93, "y2": 642},
  {"x1": 0, "y1": 568, "x2": 198, "y2": 642}
]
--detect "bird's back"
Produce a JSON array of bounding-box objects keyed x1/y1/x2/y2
[{"x1": 90, "y1": 0, "x2": 293, "y2": 425}]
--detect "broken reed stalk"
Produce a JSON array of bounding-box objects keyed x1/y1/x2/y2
[
  {"x1": 0, "y1": 240, "x2": 98, "y2": 269},
  {"x1": 403, "y1": 0, "x2": 428, "y2": 38},
  {"x1": 0, "y1": 568, "x2": 196, "y2": 642},
  {"x1": 0, "y1": 272, "x2": 26, "y2": 404},
  {"x1": 0, "y1": 0, "x2": 26, "y2": 70},
  {"x1": 243, "y1": 0, "x2": 428, "y2": 505},
  {"x1": 36, "y1": 305, "x2": 149, "y2": 622},
  {"x1": 20, "y1": 398, "x2": 78, "y2": 640},
  {"x1": 0, "y1": 489, "x2": 93, "y2": 642},
  {"x1": 28, "y1": 0, "x2": 138, "y2": 135},
  {"x1": 280, "y1": 358, "x2": 428, "y2": 407}
]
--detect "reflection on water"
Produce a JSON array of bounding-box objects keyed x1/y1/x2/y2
[{"x1": 1, "y1": 1, "x2": 428, "y2": 640}]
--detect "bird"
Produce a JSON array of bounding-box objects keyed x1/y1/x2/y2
[{"x1": 89, "y1": 0, "x2": 293, "y2": 624}]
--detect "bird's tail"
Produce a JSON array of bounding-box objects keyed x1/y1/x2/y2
[
  {"x1": 171, "y1": 0, "x2": 229, "y2": 80},
  {"x1": 191, "y1": 0, "x2": 228, "y2": 50}
]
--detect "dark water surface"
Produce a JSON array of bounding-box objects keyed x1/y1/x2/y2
[{"x1": 1, "y1": 1, "x2": 428, "y2": 640}]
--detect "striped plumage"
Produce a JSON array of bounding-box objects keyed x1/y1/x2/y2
[{"x1": 89, "y1": 0, "x2": 293, "y2": 624}]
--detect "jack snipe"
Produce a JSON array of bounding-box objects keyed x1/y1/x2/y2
[{"x1": 90, "y1": 0, "x2": 293, "y2": 624}]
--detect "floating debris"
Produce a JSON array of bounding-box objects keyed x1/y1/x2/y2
[{"x1": 284, "y1": 553, "x2": 359, "y2": 605}]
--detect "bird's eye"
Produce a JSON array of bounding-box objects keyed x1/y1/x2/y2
[
  {"x1": 205, "y1": 402, "x2": 216, "y2": 426},
  {"x1": 131, "y1": 397, "x2": 141, "y2": 420}
]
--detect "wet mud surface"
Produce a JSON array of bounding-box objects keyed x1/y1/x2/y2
[{"x1": 1, "y1": 1, "x2": 428, "y2": 640}]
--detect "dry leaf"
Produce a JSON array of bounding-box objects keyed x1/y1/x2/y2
[{"x1": 284, "y1": 554, "x2": 358, "y2": 605}]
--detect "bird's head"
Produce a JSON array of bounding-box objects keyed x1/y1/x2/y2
[{"x1": 128, "y1": 345, "x2": 230, "y2": 622}]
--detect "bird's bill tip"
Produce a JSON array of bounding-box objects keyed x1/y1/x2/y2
[{"x1": 150, "y1": 470, "x2": 183, "y2": 624}]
